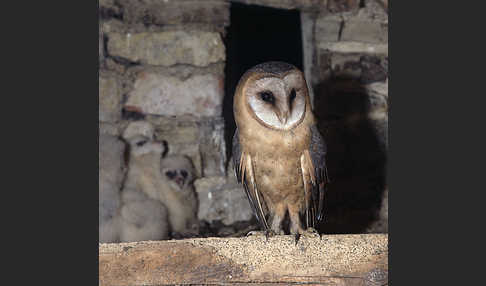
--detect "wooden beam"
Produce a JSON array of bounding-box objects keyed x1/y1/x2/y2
[{"x1": 99, "y1": 234, "x2": 388, "y2": 286}]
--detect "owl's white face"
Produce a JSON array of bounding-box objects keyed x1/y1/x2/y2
[{"x1": 245, "y1": 71, "x2": 307, "y2": 130}]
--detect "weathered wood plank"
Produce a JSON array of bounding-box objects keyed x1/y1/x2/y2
[{"x1": 99, "y1": 234, "x2": 388, "y2": 286}]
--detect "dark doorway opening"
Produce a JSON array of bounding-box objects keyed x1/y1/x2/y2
[{"x1": 223, "y1": 3, "x2": 304, "y2": 164}]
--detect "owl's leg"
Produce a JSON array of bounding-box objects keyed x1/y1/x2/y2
[
  {"x1": 269, "y1": 203, "x2": 286, "y2": 235},
  {"x1": 247, "y1": 200, "x2": 286, "y2": 238},
  {"x1": 288, "y1": 205, "x2": 319, "y2": 244},
  {"x1": 288, "y1": 204, "x2": 305, "y2": 235}
]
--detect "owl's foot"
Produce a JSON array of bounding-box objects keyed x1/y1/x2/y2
[
  {"x1": 302, "y1": 227, "x2": 320, "y2": 237},
  {"x1": 294, "y1": 227, "x2": 320, "y2": 245},
  {"x1": 246, "y1": 229, "x2": 277, "y2": 241}
]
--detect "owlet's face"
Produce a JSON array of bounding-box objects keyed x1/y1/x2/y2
[
  {"x1": 245, "y1": 71, "x2": 308, "y2": 130},
  {"x1": 161, "y1": 155, "x2": 195, "y2": 191}
]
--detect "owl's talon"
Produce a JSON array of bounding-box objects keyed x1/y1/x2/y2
[
  {"x1": 246, "y1": 230, "x2": 276, "y2": 241},
  {"x1": 246, "y1": 230, "x2": 263, "y2": 237},
  {"x1": 304, "y1": 227, "x2": 320, "y2": 237},
  {"x1": 294, "y1": 227, "x2": 320, "y2": 245}
]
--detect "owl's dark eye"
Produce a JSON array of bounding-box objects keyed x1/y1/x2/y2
[
  {"x1": 259, "y1": 91, "x2": 275, "y2": 104},
  {"x1": 165, "y1": 170, "x2": 176, "y2": 179},
  {"x1": 136, "y1": 140, "x2": 147, "y2": 147},
  {"x1": 289, "y1": 89, "x2": 296, "y2": 104},
  {"x1": 180, "y1": 170, "x2": 188, "y2": 179}
]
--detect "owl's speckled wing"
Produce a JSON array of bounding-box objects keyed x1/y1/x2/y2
[
  {"x1": 232, "y1": 128, "x2": 270, "y2": 231},
  {"x1": 308, "y1": 125, "x2": 329, "y2": 224}
]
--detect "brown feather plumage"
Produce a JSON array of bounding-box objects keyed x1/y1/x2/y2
[{"x1": 232, "y1": 62, "x2": 328, "y2": 235}]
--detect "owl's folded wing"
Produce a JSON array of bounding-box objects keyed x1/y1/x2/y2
[
  {"x1": 304, "y1": 125, "x2": 329, "y2": 225},
  {"x1": 232, "y1": 128, "x2": 270, "y2": 231}
]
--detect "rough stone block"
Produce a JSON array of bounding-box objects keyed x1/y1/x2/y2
[
  {"x1": 148, "y1": 116, "x2": 199, "y2": 144},
  {"x1": 198, "y1": 118, "x2": 226, "y2": 177},
  {"x1": 143, "y1": 116, "x2": 202, "y2": 176},
  {"x1": 107, "y1": 31, "x2": 225, "y2": 67},
  {"x1": 365, "y1": 79, "x2": 388, "y2": 98},
  {"x1": 99, "y1": 122, "x2": 123, "y2": 137},
  {"x1": 330, "y1": 53, "x2": 362, "y2": 79},
  {"x1": 117, "y1": 0, "x2": 229, "y2": 27},
  {"x1": 364, "y1": 81, "x2": 388, "y2": 124},
  {"x1": 340, "y1": 8, "x2": 388, "y2": 43},
  {"x1": 145, "y1": 116, "x2": 226, "y2": 177},
  {"x1": 327, "y1": 0, "x2": 360, "y2": 12},
  {"x1": 317, "y1": 51, "x2": 388, "y2": 83},
  {"x1": 315, "y1": 13, "x2": 342, "y2": 43},
  {"x1": 100, "y1": 0, "x2": 123, "y2": 23},
  {"x1": 99, "y1": 70, "x2": 123, "y2": 123},
  {"x1": 363, "y1": 0, "x2": 388, "y2": 18},
  {"x1": 317, "y1": 42, "x2": 388, "y2": 55},
  {"x1": 125, "y1": 71, "x2": 224, "y2": 117},
  {"x1": 99, "y1": 0, "x2": 116, "y2": 10},
  {"x1": 301, "y1": 12, "x2": 317, "y2": 105},
  {"x1": 99, "y1": 25, "x2": 104, "y2": 62},
  {"x1": 195, "y1": 176, "x2": 253, "y2": 225},
  {"x1": 101, "y1": 19, "x2": 125, "y2": 34},
  {"x1": 360, "y1": 55, "x2": 388, "y2": 83}
]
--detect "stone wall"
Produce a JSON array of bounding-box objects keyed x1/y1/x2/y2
[
  {"x1": 308, "y1": 0, "x2": 388, "y2": 233},
  {"x1": 99, "y1": 0, "x2": 255, "y2": 233},
  {"x1": 99, "y1": 0, "x2": 388, "y2": 237}
]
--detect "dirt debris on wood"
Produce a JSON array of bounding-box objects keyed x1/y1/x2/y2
[{"x1": 100, "y1": 234, "x2": 388, "y2": 286}]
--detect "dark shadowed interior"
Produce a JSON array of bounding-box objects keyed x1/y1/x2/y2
[
  {"x1": 223, "y1": 3, "x2": 387, "y2": 235},
  {"x1": 223, "y1": 3, "x2": 303, "y2": 164}
]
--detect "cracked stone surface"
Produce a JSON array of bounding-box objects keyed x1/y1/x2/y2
[
  {"x1": 99, "y1": 70, "x2": 123, "y2": 123},
  {"x1": 125, "y1": 71, "x2": 224, "y2": 117},
  {"x1": 107, "y1": 31, "x2": 225, "y2": 67}
]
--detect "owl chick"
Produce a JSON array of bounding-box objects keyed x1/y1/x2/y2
[
  {"x1": 119, "y1": 187, "x2": 169, "y2": 242},
  {"x1": 159, "y1": 155, "x2": 199, "y2": 238},
  {"x1": 120, "y1": 121, "x2": 170, "y2": 241},
  {"x1": 99, "y1": 134, "x2": 125, "y2": 243},
  {"x1": 232, "y1": 61, "x2": 329, "y2": 237}
]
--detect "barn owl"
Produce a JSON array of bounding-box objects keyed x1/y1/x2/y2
[
  {"x1": 232, "y1": 61, "x2": 329, "y2": 237},
  {"x1": 120, "y1": 121, "x2": 170, "y2": 241},
  {"x1": 159, "y1": 155, "x2": 199, "y2": 238}
]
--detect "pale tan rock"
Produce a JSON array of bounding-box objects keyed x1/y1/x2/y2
[
  {"x1": 125, "y1": 72, "x2": 224, "y2": 117},
  {"x1": 340, "y1": 4, "x2": 388, "y2": 43},
  {"x1": 99, "y1": 70, "x2": 123, "y2": 123},
  {"x1": 315, "y1": 12, "x2": 343, "y2": 43},
  {"x1": 194, "y1": 176, "x2": 253, "y2": 225},
  {"x1": 107, "y1": 31, "x2": 225, "y2": 67}
]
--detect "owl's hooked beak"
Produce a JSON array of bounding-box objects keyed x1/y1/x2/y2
[
  {"x1": 175, "y1": 176, "x2": 186, "y2": 189},
  {"x1": 276, "y1": 105, "x2": 290, "y2": 125}
]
